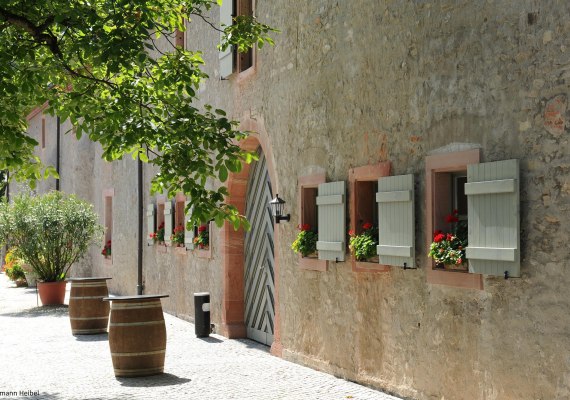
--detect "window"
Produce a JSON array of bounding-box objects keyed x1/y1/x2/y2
[
  {"x1": 297, "y1": 172, "x2": 327, "y2": 271},
  {"x1": 102, "y1": 189, "x2": 114, "y2": 263},
  {"x1": 235, "y1": 0, "x2": 253, "y2": 73},
  {"x1": 194, "y1": 221, "x2": 212, "y2": 259},
  {"x1": 219, "y1": 0, "x2": 254, "y2": 78},
  {"x1": 349, "y1": 162, "x2": 391, "y2": 272},
  {"x1": 425, "y1": 149, "x2": 483, "y2": 290}
]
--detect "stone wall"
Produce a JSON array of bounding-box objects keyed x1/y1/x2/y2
[{"x1": 22, "y1": 1, "x2": 570, "y2": 399}]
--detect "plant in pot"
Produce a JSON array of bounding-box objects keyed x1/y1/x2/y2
[
  {"x1": 193, "y1": 225, "x2": 209, "y2": 249},
  {"x1": 348, "y1": 222, "x2": 379, "y2": 262},
  {"x1": 291, "y1": 224, "x2": 318, "y2": 258},
  {"x1": 428, "y1": 210, "x2": 468, "y2": 271},
  {"x1": 0, "y1": 191, "x2": 103, "y2": 305},
  {"x1": 171, "y1": 225, "x2": 185, "y2": 247}
]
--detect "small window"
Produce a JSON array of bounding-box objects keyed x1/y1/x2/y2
[
  {"x1": 102, "y1": 190, "x2": 114, "y2": 262},
  {"x1": 297, "y1": 172, "x2": 327, "y2": 271},
  {"x1": 172, "y1": 199, "x2": 186, "y2": 247},
  {"x1": 235, "y1": 0, "x2": 253, "y2": 73},
  {"x1": 425, "y1": 149, "x2": 483, "y2": 290},
  {"x1": 193, "y1": 222, "x2": 210, "y2": 250},
  {"x1": 349, "y1": 162, "x2": 391, "y2": 272},
  {"x1": 156, "y1": 200, "x2": 165, "y2": 243}
]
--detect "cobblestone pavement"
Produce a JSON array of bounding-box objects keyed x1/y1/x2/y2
[{"x1": 0, "y1": 274, "x2": 402, "y2": 400}]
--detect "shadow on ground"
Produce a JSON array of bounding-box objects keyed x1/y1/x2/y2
[
  {"x1": 198, "y1": 336, "x2": 223, "y2": 344},
  {"x1": 74, "y1": 333, "x2": 109, "y2": 342},
  {"x1": 117, "y1": 373, "x2": 191, "y2": 387},
  {"x1": 0, "y1": 305, "x2": 68, "y2": 318}
]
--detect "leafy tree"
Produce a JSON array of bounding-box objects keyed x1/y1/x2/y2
[{"x1": 0, "y1": 0, "x2": 276, "y2": 229}]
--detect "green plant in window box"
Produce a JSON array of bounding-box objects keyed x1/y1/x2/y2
[
  {"x1": 193, "y1": 225, "x2": 209, "y2": 249},
  {"x1": 171, "y1": 225, "x2": 185, "y2": 247},
  {"x1": 291, "y1": 224, "x2": 318, "y2": 258},
  {"x1": 348, "y1": 222, "x2": 378, "y2": 262},
  {"x1": 428, "y1": 210, "x2": 468, "y2": 269}
]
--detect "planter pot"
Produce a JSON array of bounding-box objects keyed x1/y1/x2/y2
[{"x1": 38, "y1": 281, "x2": 67, "y2": 305}]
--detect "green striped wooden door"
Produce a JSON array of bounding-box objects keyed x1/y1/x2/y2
[{"x1": 244, "y1": 148, "x2": 275, "y2": 346}]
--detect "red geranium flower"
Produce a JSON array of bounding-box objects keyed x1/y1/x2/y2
[
  {"x1": 433, "y1": 230, "x2": 443, "y2": 239},
  {"x1": 446, "y1": 233, "x2": 454, "y2": 241},
  {"x1": 301, "y1": 224, "x2": 310, "y2": 231},
  {"x1": 198, "y1": 225, "x2": 207, "y2": 233},
  {"x1": 362, "y1": 222, "x2": 373, "y2": 230},
  {"x1": 433, "y1": 233, "x2": 445, "y2": 243},
  {"x1": 348, "y1": 229, "x2": 355, "y2": 236}
]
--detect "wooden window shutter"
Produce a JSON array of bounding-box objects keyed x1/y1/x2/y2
[
  {"x1": 219, "y1": 0, "x2": 234, "y2": 79},
  {"x1": 465, "y1": 159, "x2": 520, "y2": 277},
  {"x1": 146, "y1": 204, "x2": 156, "y2": 246},
  {"x1": 376, "y1": 174, "x2": 415, "y2": 268},
  {"x1": 316, "y1": 181, "x2": 346, "y2": 262},
  {"x1": 164, "y1": 201, "x2": 174, "y2": 246},
  {"x1": 184, "y1": 201, "x2": 195, "y2": 249}
]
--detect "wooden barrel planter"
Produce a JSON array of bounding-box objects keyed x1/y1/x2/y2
[
  {"x1": 68, "y1": 277, "x2": 111, "y2": 335},
  {"x1": 103, "y1": 294, "x2": 169, "y2": 378}
]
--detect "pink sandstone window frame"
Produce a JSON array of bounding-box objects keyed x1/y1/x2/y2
[
  {"x1": 298, "y1": 172, "x2": 327, "y2": 272},
  {"x1": 349, "y1": 162, "x2": 391, "y2": 273},
  {"x1": 425, "y1": 149, "x2": 483, "y2": 290}
]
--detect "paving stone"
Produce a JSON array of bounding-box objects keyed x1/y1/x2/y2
[{"x1": 0, "y1": 274, "x2": 402, "y2": 400}]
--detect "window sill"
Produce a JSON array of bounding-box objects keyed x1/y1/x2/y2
[
  {"x1": 426, "y1": 266, "x2": 483, "y2": 290},
  {"x1": 196, "y1": 247, "x2": 212, "y2": 259},
  {"x1": 299, "y1": 255, "x2": 327, "y2": 272},
  {"x1": 173, "y1": 246, "x2": 188, "y2": 256},
  {"x1": 156, "y1": 243, "x2": 168, "y2": 254},
  {"x1": 352, "y1": 258, "x2": 390, "y2": 273}
]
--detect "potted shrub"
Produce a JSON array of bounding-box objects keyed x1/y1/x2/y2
[
  {"x1": 348, "y1": 222, "x2": 379, "y2": 262},
  {"x1": 291, "y1": 224, "x2": 318, "y2": 258},
  {"x1": 0, "y1": 191, "x2": 103, "y2": 305}
]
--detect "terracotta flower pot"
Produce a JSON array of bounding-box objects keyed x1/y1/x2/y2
[{"x1": 38, "y1": 281, "x2": 67, "y2": 305}]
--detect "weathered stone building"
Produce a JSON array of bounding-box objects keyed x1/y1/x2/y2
[{"x1": 17, "y1": 1, "x2": 570, "y2": 399}]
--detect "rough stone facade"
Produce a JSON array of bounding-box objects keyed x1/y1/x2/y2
[{"x1": 17, "y1": 1, "x2": 570, "y2": 399}]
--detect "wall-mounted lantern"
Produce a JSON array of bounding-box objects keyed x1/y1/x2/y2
[{"x1": 269, "y1": 194, "x2": 290, "y2": 224}]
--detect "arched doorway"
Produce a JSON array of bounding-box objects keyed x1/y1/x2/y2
[{"x1": 244, "y1": 148, "x2": 275, "y2": 345}]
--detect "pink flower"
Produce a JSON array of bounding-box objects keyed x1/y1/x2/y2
[
  {"x1": 348, "y1": 229, "x2": 355, "y2": 236},
  {"x1": 456, "y1": 258, "x2": 462, "y2": 265}
]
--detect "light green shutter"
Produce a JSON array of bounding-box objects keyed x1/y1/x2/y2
[
  {"x1": 465, "y1": 159, "x2": 520, "y2": 277},
  {"x1": 376, "y1": 174, "x2": 415, "y2": 268},
  {"x1": 219, "y1": 0, "x2": 233, "y2": 79},
  {"x1": 146, "y1": 204, "x2": 155, "y2": 246},
  {"x1": 184, "y1": 201, "x2": 195, "y2": 249},
  {"x1": 164, "y1": 201, "x2": 174, "y2": 246},
  {"x1": 316, "y1": 181, "x2": 346, "y2": 262}
]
